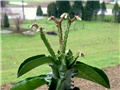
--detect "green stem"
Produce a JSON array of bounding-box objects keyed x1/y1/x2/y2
[
  {"x1": 56, "y1": 79, "x2": 63, "y2": 90},
  {"x1": 51, "y1": 16, "x2": 64, "y2": 52},
  {"x1": 57, "y1": 23, "x2": 63, "y2": 51},
  {"x1": 61, "y1": 20, "x2": 71, "y2": 53},
  {"x1": 39, "y1": 27, "x2": 56, "y2": 62}
]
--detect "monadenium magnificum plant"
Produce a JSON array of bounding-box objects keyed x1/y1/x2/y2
[{"x1": 10, "y1": 13, "x2": 110, "y2": 90}]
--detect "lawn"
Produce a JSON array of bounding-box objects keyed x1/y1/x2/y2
[
  {"x1": 106, "y1": 3, "x2": 114, "y2": 9},
  {"x1": 1, "y1": 17, "x2": 120, "y2": 84}
]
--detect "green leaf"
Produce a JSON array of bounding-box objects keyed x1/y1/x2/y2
[
  {"x1": 18, "y1": 54, "x2": 55, "y2": 77},
  {"x1": 73, "y1": 61, "x2": 110, "y2": 88},
  {"x1": 60, "y1": 13, "x2": 66, "y2": 18},
  {"x1": 10, "y1": 75, "x2": 47, "y2": 90}
]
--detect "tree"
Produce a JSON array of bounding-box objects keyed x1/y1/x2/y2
[
  {"x1": 84, "y1": 1, "x2": 95, "y2": 21},
  {"x1": 56, "y1": 1, "x2": 71, "y2": 17},
  {"x1": 3, "y1": 13, "x2": 10, "y2": 28},
  {"x1": 47, "y1": 2, "x2": 58, "y2": 17},
  {"x1": 101, "y1": 1, "x2": 106, "y2": 21},
  {"x1": 81, "y1": 7, "x2": 85, "y2": 20},
  {"x1": 72, "y1": 1, "x2": 83, "y2": 16},
  {"x1": 117, "y1": 6, "x2": 120, "y2": 23},
  {"x1": 112, "y1": 1, "x2": 119, "y2": 22},
  {"x1": 1, "y1": 0, "x2": 9, "y2": 27},
  {"x1": 69, "y1": 6, "x2": 75, "y2": 18},
  {"x1": 93, "y1": 1, "x2": 100, "y2": 20},
  {"x1": 36, "y1": 5, "x2": 43, "y2": 16}
]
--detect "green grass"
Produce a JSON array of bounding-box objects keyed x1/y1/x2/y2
[
  {"x1": 97, "y1": 15, "x2": 114, "y2": 22},
  {"x1": 1, "y1": 18, "x2": 120, "y2": 84},
  {"x1": 106, "y1": 3, "x2": 114, "y2": 9}
]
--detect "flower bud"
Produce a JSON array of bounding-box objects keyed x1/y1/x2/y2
[
  {"x1": 74, "y1": 52, "x2": 85, "y2": 61},
  {"x1": 30, "y1": 23, "x2": 39, "y2": 29},
  {"x1": 75, "y1": 16, "x2": 82, "y2": 21},
  {"x1": 77, "y1": 52, "x2": 85, "y2": 57},
  {"x1": 64, "y1": 13, "x2": 68, "y2": 19},
  {"x1": 60, "y1": 13, "x2": 66, "y2": 18}
]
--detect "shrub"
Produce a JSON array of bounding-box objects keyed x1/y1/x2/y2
[
  {"x1": 112, "y1": 1, "x2": 119, "y2": 22},
  {"x1": 47, "y1": 2, "x2": 58, "y2": 17},
  {"x1": 3, "y1": 13, "x2": 10, "y2": 28},
  {"x1": 100, "y1": 1, "x2": 107, "y2": 21},
  {"x1": 83, "y1": 1, "x2": 95, "y2": 21},
  {"x1": 69, "y1": 6, "x2": 75, "y2": 18},
  {"x1": 93, "y1": 1, "x2": 100, "y2": 20},
  {"x1": 56, "y1": 1, "x2": 71, "y2": 17},
  {"x1": 14, "y1": 17, "x2": 23, "y2": 31},
  {"x1": 69, "y1": 1, "x2": 83, "y2": 18},
  {"x1": 36, "y1": 5, "x2": 43, "y2": 16},
  {"x1": 72, "y1": 1, "x2": 83, "y2": 16},
  {"x1": 117, "y1": 8, "x2": 120, "y2": 23},
  {"x1": 10, "y1": 13, "x2": 110, "y2": 90}
]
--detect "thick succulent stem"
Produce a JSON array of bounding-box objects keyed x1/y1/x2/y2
[
  {"x1": 50, "y1": 16, "x2": 64, "y2": 51},
  {"x1": 57, "y1": 22, "x2": 63, "y2": 51},
  {"x1": 39, "y1": 27, "x2": 57, "y2": 62},
  {"x1": 61, "y1": 19, "x2": 71, "y2": 53},
  {"x1": 61, "y1": 16, "x2": 78, "y2": 53}
]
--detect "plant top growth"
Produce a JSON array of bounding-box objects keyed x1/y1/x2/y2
[{"x1": 10, "y1": 13, "x2": 110, "y2": 90}]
